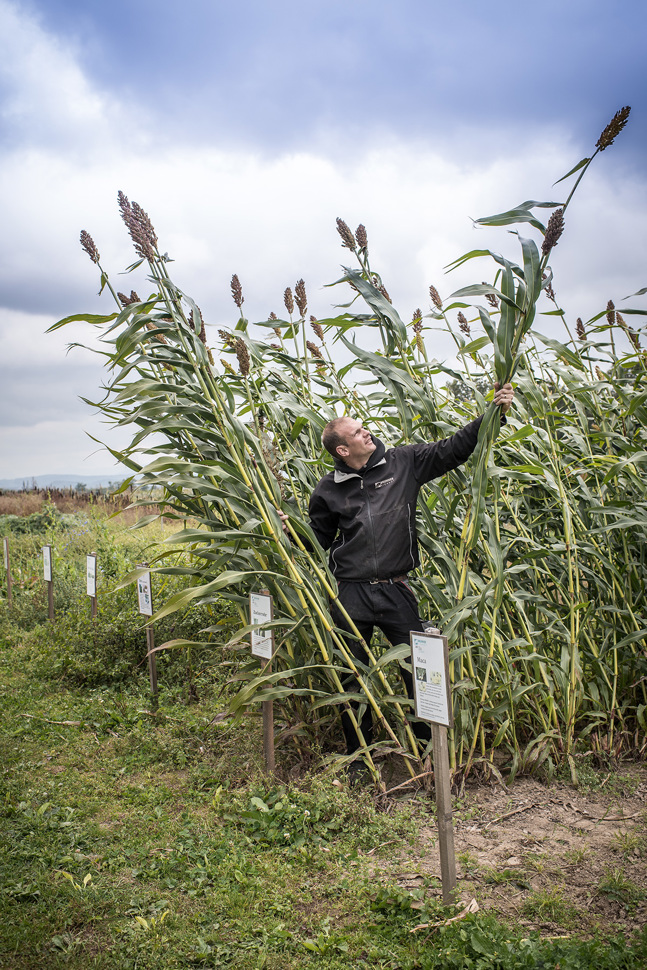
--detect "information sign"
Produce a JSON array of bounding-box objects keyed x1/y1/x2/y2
[
  {"x1": 249, "y1": 591, "x2": 274, "y2": 660},
  {"x1": 86, "y1": 554, "x2": 97, "y2": 598},
  {"x1": 137, "y1": 571, "x2": 153, "y2": 616},
  {"x1": 410, "y1": 630, "x2": 452, "y2": 727},
  {"x1": 42, "y1": 545, "x2": 52, "y2": 583}
]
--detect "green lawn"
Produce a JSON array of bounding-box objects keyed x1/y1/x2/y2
[{"x1": 2, "y1": 629, "x2": 646, "y2": 969}]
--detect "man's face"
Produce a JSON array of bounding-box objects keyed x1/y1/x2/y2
[{"x1": 335, "y1": 417, "x2": 376, "y2": 468}]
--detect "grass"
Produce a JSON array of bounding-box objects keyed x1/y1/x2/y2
[
  {"x1": 2, "y1": 640, "x2": 647, "y2": 969},
  {"x1": 2, "y1": 507, "x2": 647, "y2": 967}
]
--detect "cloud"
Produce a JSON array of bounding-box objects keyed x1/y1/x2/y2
[{"x1": 1, "y1": 0, "x2": 645, "y2": 479}]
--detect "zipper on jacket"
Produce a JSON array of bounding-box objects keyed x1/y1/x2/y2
[{"x1": 363, "y1": 476, "x2": 379, "y2": 578}]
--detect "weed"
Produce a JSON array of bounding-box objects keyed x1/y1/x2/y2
[
  {"x1": 482, "y1": 867, "x2": 531, "y2": 890},
  {"x1": 611, "y1": 831, "x2": 645, "y2": 859},
  {"x1": 598, "y1": 868, "x2": 646, "y2": 915},
  {"x1": 522, "y1": 887, "x2": 579, "y2": 927}
]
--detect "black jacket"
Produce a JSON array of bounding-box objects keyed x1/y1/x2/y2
[{"x1": 308, "y1": 417, "x2": 484, "y2": 581}]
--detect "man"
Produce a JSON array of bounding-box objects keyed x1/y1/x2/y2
[{"x1": 283, "y1": 383, "x2": 514, "y2": 754}]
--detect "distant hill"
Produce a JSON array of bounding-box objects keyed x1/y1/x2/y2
[{"x1": 0, "y1": 474, "x2": 127, "y2": 491}]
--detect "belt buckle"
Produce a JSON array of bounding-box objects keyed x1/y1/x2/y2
[{"x1": 369, "y1": 579, "x2": 379, "y2": 585}]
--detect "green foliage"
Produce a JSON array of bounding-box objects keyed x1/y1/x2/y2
[
  {"x1": 0, "y1": 501, "x2": 78, "y2": 536},
  {"x1": 598, "y1": 868, "x2": 646, "y2": 915},
  {"x1": 50, "y1": 109, "x2": 647, "y2": 784},
  {"x1": 27, "y1": 582, "x2": 231, "y2": 689},
  {"x1": 229, "y1": 777, "x2": 410, "y2": 851}
]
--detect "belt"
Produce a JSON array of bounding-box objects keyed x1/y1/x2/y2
[{"x1": 369, "y1": 574, "x2": 408, "y2": 585}]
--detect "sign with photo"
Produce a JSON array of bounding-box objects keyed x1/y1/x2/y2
[
  {"x1": 410, "y1": 630, "x2": 452, "y2": 727},
  {"x1": 42, "y1": 545, "x2": 52, "y2": 583},
  {"x1": 86, "y1": 554, "x2": 97, "y2": 598},
  {"x1": 249, "y1": 591, "x2": 274, "y2": 660},
  {"x1": 137, "y1": 570, "x2": 153, "y2": 616}
]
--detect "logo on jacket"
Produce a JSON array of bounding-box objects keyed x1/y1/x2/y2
[{"x1": 374, "y1": 477, "x2": 394, "y2": 489}]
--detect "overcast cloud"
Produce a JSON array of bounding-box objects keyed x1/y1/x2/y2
[{"x1": 0, "y1": 0, "x2": 645, "y2": 479}]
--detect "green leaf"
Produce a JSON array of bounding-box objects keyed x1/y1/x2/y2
[{"x1": 553, "y1": 158, "x2": 591, "y2": 184}]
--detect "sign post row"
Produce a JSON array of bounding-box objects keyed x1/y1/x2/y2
[
  {"x1": 410, "y1": 628, "x2": 457, "y2": 905},
  {"x1": 137, "y1": 565, "x2": 157, "y2": 697},
  {"x1": 3, "y1": 538, "x2": 11, "y2": 609},
  {"x1": 87, "y1": 553, "x2": 98, "y2": 618},
  {"x1": 249, "y1": 590, "x2": 275, "y2": 773},
  {"x1": 42, "y1": 545, "x2": 54, "y2": 620}
]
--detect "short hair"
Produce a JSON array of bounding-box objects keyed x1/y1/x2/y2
[{"x1": 322, "y1": 417, "x2": 350, "y2": 457}]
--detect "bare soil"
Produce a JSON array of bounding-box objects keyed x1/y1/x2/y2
[{"x1": 376, "y1": 765, "x2": 647, "y2": 936}]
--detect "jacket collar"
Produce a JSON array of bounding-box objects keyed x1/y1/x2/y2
[{"x1": 333, "y1": 435, "x2": 386, "y2": 483}]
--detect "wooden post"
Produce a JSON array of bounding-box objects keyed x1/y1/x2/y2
[
  {"x1": 262, "y1": 658, "x2": 275, "y2": 774},
  {"x1": 250, "y1": 588, "x2": 275, "y2": 774},
  {"x1": 432, "y1": 723, "x2": 457, "y2": 904},
  {"x1": 87, "y1": 553, "x2": 98, "y2": 619},
  {"x1": 137, "y1": 564, "x2": 157, "y2": 701},
  {"x1": 43, "y1": 545, "x2": 54, "y2": 621},
  {"x1": 146, "y1": 625, "x2": 158, "y2": 698},
  {"x1": 411, "y1": 626, "x2": 457, "y2": 905},
  {"x1": 3, "y1": 538, "x2": 12, "y2": 609}
]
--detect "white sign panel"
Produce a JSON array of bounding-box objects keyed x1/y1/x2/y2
[
  {"x1": 42, "y1": 545, "x2": 52, "y2": 583},
  {"x1": 249, "y1": 592, "x2": 274, "y2": 660},
  {"x1": 86, "y1": 555, "x2": 97, "y2": 597},
  {"x1": 410, "y1": 631, "x2": 452, "y2": 727},
  {"x1": 137, "y1": 571, "x2": 153, "y2": 616},
  {"x1": 3, "y1": 538, "x2": 8, "y2": 570}
]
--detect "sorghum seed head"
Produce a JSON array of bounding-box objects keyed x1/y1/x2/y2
[
  {"x1": 458, "y1": 311, "x2": 470, "y2": 336},
  {"x1": 131, "y1": 201, "x2": 158, "y2": 250},
  {"x1": 310, "y1": 316, "x2": 324, "y2": 341},
  {"x1": 372, "y1": 274, "x2": 391, "y2": 304},
  {"x1": 429, "y1": 285, "x2": 443, "y2": 310},
  {"x1": 595, "y1": 366, "x2": 606, "y2": 382},
  {"x1": 80, "y1": 230, "x2": 100, "y2": 264},
  {"x1": 221, "y1": 358, "x2": 235, "y2": 375},
  {"x1": 295, "y1": 279, "x2": 307, "y2": 317},
  {"x1": 606, "y1": 300, "x2": 615, "y2": 326},
  {"x1": 230, "y1": 274, "x2": 244, "y2": 309},
  {"x1": 269, "y1": 311, "x2": 278, "y2": 320},
  {"x1": 273, "y1": 327, "x2": 281, "y2": 338},
  {"x1": 576, "y1": 317, "x2": 586, "y2": 340},
  {"x1": 542, "y1": 207, "x2": 565, "y2": 256},
  {"x1": 235, "y1": 337, "x2": 250, "y2": 376},
  {"x1": 146, "y1": 321, "x2": 168, "y2": 344},
  {"x1": 596, "y1": 106, "x2": 631, "y2": 151},
  {"x1": 117, "y1": 191, "x2": 156, "y2": 260},
  {"x1": 284, "y1": 287, "x2": 294, "y2": 315},
  {"x1": 412, "y1": 309, "x2": 423, "y2": 333},
  {"x1": 207, "y1": 347, "x2": 215, "y2": 366},
  {"x1": 188, "y1": 311, "x2": 196, "y2": 331},
  {"x1": 117, "y1": 290, "x2": 141, "y2": 306},
  {"x1": 307, "y1": 340, "x2": 323, "y2": 359},
  {"x1": 218, "y1": 329, "x2": 236, "y2": 347},
  {"x1": 336, "y1": 217, "x2": 356, "y2": 251},
  {"x1": 356, "y1": 224, "x2": 368, "y2": 250}
]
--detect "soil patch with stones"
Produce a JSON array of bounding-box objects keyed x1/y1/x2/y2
[{"x1": 377, "y1": 765, "x2": 647, "y2": 937}]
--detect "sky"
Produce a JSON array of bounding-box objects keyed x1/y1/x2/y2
[{"x1": 0, "y1": 0, "x2": 646, "y2": 480}]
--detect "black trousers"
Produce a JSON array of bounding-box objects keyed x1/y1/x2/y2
[{"x1": 330, "y1": 579, "x2": 431, "y2": 753}]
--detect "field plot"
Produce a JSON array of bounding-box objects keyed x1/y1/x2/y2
[
  {"x1": 1, "y1": 623, "x2": 646, "y2": 969},
  {"x1": 385, "y1": 772, "x2": 647, "y2": 934}
]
